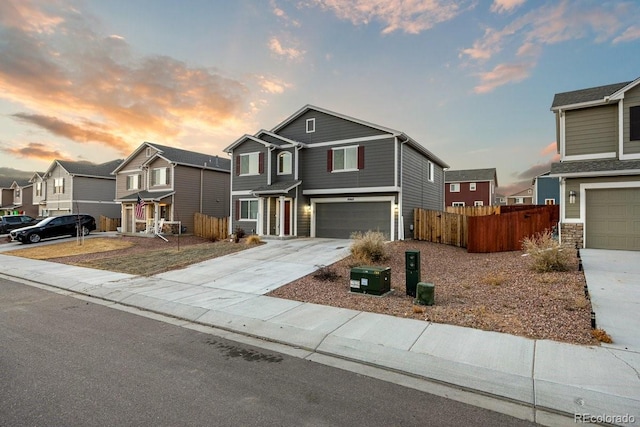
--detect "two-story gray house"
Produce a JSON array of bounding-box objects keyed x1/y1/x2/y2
[
  {"x1": 224, "y1": 105, "x2": 449, "y2": 240},
  {"x1": 42, "y1": 159, "x2": 123, "y2": 219},
  {"x1": 29, "y1": 172, "x2": 47, "y2": 217},
  {"x1": 550, "y1": 77, "x2": 640, "y2": 250},
  {"x1": 113, "y1": 142, "x2": 230, "y2": 235}
]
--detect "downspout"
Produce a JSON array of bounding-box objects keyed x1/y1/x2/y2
[
  {"x1": 228, "y1": 150, "x2": 233, "y2": 236},
  {"x1": 200, "y1": 166, "x2": 204, "y2": 213},
  {"x1": 398, "y1": 134, "x2": 410, "y2": 241}
]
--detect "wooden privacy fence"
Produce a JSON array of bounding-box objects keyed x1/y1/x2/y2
[
  {"x1": 445, "y1": 206, "x2": 499, "y2": 216},
  {"x1": 413, "y1": 208, "x2": 468, "y2": 248},
  {"x1": 414, "y1": 205, "x2": 560, "y2": 253},
  {"x1": 99, "y1": 216, "x2": 121, "y2": 232},
  {"x1": 193, "y1": 213, "x2": 229, "y2": 240}
]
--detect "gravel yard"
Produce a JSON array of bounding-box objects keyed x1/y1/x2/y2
[{"x1": 268, "y1": 240, "x2": 597, "y2": 345}]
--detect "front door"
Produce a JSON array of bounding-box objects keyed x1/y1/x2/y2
[{"x1": 284, "y1": 200, "x2": 291, "y2": 236}]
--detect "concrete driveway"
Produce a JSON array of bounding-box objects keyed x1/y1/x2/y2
[
  {"x1": 155, "y1": 238, "x2": 351, "y2": 295},
  {"x1": 580, "y1": 249, "x2": 640, "y2": 352}
]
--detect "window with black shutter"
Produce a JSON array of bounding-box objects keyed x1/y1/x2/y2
[{"x1": 631, "y1": 106, "x2": 640, "y2": 141}]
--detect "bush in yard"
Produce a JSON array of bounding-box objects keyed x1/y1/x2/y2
[
  {"x1": 313, "y1": 265, "x2": 340, "y2": 282},
  {"x1": 522, "y1": 229, "x2": 571, "y2": 272},
  {"x1": 245, "y1": 235, "x2": 262, "y2": 245},
  {"x1": 350, "y1": 230, "x2": 387, "y2": 264}
]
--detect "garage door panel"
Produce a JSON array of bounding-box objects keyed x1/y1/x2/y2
[
  {"x1": 586, "y1": 188, "x2": 640, "y2": 250},
  {"x1": 315, "y1": 201, "x2": 391, "y2": 239}
]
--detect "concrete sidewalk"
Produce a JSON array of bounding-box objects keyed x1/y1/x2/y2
[{"x1": 1, "y1": 239, "x2": 639, "y2": 426}]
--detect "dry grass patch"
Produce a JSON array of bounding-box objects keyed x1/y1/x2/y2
[{"x1": 5, "y1": 238, "x2": 134, "y2": 259}]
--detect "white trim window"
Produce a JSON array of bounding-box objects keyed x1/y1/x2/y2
[
  {"x1": 452, "y1": 201, "x2": 465, "y2": 207},
  {"x1": 53, "y1": 177, "x2": 64, "y2": 194},
  {"x1": 545, "y1": 198, "x2": 556, "y2": 205},
  {"x1": 278, "y1": 152, "x2": 292, "y2": 175},
  {"x1": 151, "y1": 167, "x2": 169, "y2": 186},
  {"x1": 332, "y1": 146, "x2": 358, "y2": 172},
  {"x1": 474, "y1": 200, "x2": 483, "y2": 206},
  {"x1": 428, "y1": 161, "x2": 434, "y2": 182},
  {"x1": 306, "y1": 118, "x2": 315, "y2": 133},
  {"x1": 239, "y1": 153, "x2": 259, "y2": 176},
  {"x1": 450, "y1": 183, "x2": 460, "y2": 192},
  {"x1": 126, "y1": 174, "x2": 141, "y2": 190},
  {"x1": 470, "y1": 182, "x2": 476, "y2": 191},
  {"x1": 515, "y1": 197, "x2": 524, "y2": 204},
  {"x1": 35, "y1": 182, "x2": 42, "y2": 197},
  {"x1": 239, "y1": 199, "x2": 259, "y2": 221}
]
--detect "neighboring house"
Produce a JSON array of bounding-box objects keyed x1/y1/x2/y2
[
  {"x1": 0, "y1": 177, "x2": 36, "y2": 217},
  {"x1": 444, "y1": 168, "x2": 498, "y2": 207},
  {"x1": 113, "y1": 142, "x2": 230, "y2": 235},
  {"x1": 223, "y1": 104, "x2": 449, "y2": 240},
  {"x1": 549, "y1": 77, "x2": 640, "y2": 250},
  {"x1": 29, "y1": 172, "x2": 47, "y2": 217},
  {"x1": 42, "y1": 159, "x2": 124, "y2": 219},
  {"x1": 494, "y1": 193, "x2": 507, "y2": 205},
  {"x1": 532, "y1": 172, "x2": 560, "y2": 205},
  {"x1": 506, "y1": 187, "x2": 534, "y2": 205}
]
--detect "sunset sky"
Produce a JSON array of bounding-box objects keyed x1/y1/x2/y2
[{"x1": 1, "y1": 0, "x2": 639, "y2": 195}]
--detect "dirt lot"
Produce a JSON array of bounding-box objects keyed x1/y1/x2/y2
[{"x1": 5, "y1": 233, "x2": 597, "y2": 345}]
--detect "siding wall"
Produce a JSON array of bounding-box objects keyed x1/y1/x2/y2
[
  {"x1": 115, "y1": 148, "x2": 153, "y2": 198},
  {"x1": 72, "y1": 176, "x2": 120, "y2": 218},
  {"x1": 45, "y1": 164, "x2": 72, "y2": 213},
  {"x1": 270, "y1": 147, "x2": 295, "y2": 184},
  {"x1": 537, "y1": 177, "x2": 560, "y2": 204},
  {"x1": 623, "y1": 84, "x2": 640, "y2": 154},
  {"x1": 277, "y1": 110, "x2": 387, "y2": 143},
  {"x1": 232, "y1": 140, "x2": 268, "y2": 191},
  {"x1": 565, "y1": 105, "x2": 618, "y2": 156},
  {"x1": 148, "y1": 157, "x2": 172, "y2": 192},
  {"x1": 565, "y1": 175, "x2": 640, "y2": 219},
  {"x1": 401, "y1": 144, "x2": 444, "y2": 239},
  {"x1": 445, "y1": 181, "x2": 491, "y2": 206}
]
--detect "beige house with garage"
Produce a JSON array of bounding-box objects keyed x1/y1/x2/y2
[{"x1": 550, "y1": 77, "x2": 640, "y2": 250}]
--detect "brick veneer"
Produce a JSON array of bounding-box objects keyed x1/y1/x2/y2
[{"x1": 560, "y1": 223, "x2": 584, "y2": 248}]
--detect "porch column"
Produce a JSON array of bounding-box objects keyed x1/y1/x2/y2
[
  {"x1": 154, "y1": 202, "x2": 159, "y2": 234},
  {"x1": 278, "y1": 196, "x2": 285, "y2": 238}
]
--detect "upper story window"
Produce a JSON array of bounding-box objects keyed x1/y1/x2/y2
[
  {"x1": 146, "y1": 147, "x2": 152, "y2": 157},
  {"x1": 631, "y1": 106, "x2": 640, "y2": 141},
  {"x1": 428, "y1": 161, "x2": 434, "y2": 182},
  {"x1": 15, "y1": 188, "x2": 20, "y2": 197},
  {"x1": 450, "y1": 183, "x2": 460, "y2": 192},
  {"x1": 515, "y1": 197, "x2": 524, "y2": 204},
  {"x1": 306, "y1": 118, "x2": 315, "y2": 133},
  {"x1": 239, "y1": 152, "x2": 260, "y2": 175},
  {"x1": 127, "y1": 174, "x2": 142, "y2": 190},
  {"x1": 474, "y1": 200, "x2": 483, "y2": 206},
  {"x1": 53, "y1": 177, "x2": 64, "y2": 194},
  {"x1": 470, "y1": 182, "x2": 476, "y2": 191},
  {"x1": 151, "y1": 167, "x2": 169, "y2": 186},
  {"x1": 278, "y1": 152, "x2": 292, "y2": 175},
  {"x1": 35, "y1": 182, "x2": 42, "y2": 197},
  {"x1": 329, "y1": 146, "x2": 364, "y2": 172}
]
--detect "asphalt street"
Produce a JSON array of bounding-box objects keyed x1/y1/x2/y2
[{"x1": 0, "y1": 278, "x2": 536, "y2": 427}]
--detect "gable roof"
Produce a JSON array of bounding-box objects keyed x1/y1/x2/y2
[
  {"x1": 52, "y1": 159, "x2": 124, "y2": 178},
  {"x1": 0, "y1": 177, "x2": 29, "y2": 188},
  {"x1": 551, "y1": 79, "x2": 634, "y2": 110},
  {"x1": 226, "y1": 104, "x2": 449, "y2": 168},
  {"x1": 444, "y1": 168, "x2": 498, "y2": 185},
  {"x1": 114, "y1": 142, "x2": 230, "y2": 174},
  {"x1": 508, "y1": 187, "x2": 533, "y2": 198}
]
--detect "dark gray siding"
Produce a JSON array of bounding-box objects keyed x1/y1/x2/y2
[
  {"x1": 72, "y1": 176, "x2": 120, "y2": 218},
  {"x1": 565, "y1": 105, "x2": 618, "y2": 156},
  {"x1": 231, "y1": 194, "x2": 260, "y2": 235},
  {"x1": 624, "y1": 84, "x2": 640, "y2": 154},
  {"x1": 232, "y1": 140, "x2": 268, "y2": 191},
  {"x1": 401, "y1": 144, "x2": 444, "y2": 239},
  {"x1": 148, "y1": 157, "x2": 172, "y2": 192},
  {"x1": 271, "y1": 148, "x2": 295, "y2": 184},
  {"x1": 202, "y1": 170, "x2": 230, "y2": 218},
  {"x1": 172, "y1": 167, "x2": 229, "y2": 232},
  {"x1": 277, "y1": 110, "x2": 387, "y2": 144},
  {"x1": 299, "y1": 138, "x2": 395, "y2": 190},
  {"x1": 296, "y1": 190, "x2": 310, "y2": 237}
]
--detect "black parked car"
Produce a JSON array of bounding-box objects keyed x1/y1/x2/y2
[
  {"x1": 0, "y1": 215, "x2": 39, "y2": 234},
  {"x1": 10, "y1": 214, "x2": 97, "y2": 244}
]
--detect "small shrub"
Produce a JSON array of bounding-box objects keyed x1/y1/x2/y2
[
  {"x1": 522, "y1": 230, "x2": 572, "y2": 273},
  {"x1": 313, "y1": 265, "x2": 340, "y2": 282},
  {"x1": 245, "y1": 235, "x2": 261, "y2": 245},
  {"x1": 482, "y1": 273, "x2": 506, "y2": 286},
  {"x1": 412, "y1": 305, "x2": 425, "y2": 314},
  {"x1": 350, "y1": 230, "x2": 387, "y2": 264},
  {"x1": 234, "y1": 227, "x2": 246, "y2": 239},
  {"x1": 591, "y1": 328, "x2": 613, "y2": 343}
]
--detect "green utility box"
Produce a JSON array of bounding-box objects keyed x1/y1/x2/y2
[
  {"x1": 415, "y1": 282, "x2": 435, "y2": 306},
  {"x1": 350, "y1": 266, "x2": 391, "y2": 296},
  {"x1": 405, "y1": 250, "x2": 421, "y2": 297}
]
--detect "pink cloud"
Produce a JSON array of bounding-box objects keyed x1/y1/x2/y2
[
  {"x1": 490, "y1": 0, "x2": 526, "y2": 14},
  {"x1": 473, "y1": 61, "x2": 532, "y2": 93},
  {"x1": 540, "y1": 142, "x2": 557, "y2": 157},
  {"x1": 613, "y1": 26, "x2": 640, "y2": 44},
  {"x1": 0, "y1": 142, "x2": 72, "y2": 162}
]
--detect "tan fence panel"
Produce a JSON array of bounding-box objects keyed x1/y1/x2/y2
[
  {"x1": 99, "y1": 216, "x2": 121, "y2": 232},
  {"x1": 445, "y1": 205, "x2": 500, "y2": 216},
  {"x1": 193, "y1": 213, "x2": 229, "y2": 240},
  {"x1": 413, "y1": 208, "x2": 468, "y2": 248}
]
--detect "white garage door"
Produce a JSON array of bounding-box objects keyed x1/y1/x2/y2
[
  {"x1": 315, "y1": 201, "x2": 391, "y2": 239},
  {"x1": 586, "y1": 188, "x2": 640, "y2": 250}
]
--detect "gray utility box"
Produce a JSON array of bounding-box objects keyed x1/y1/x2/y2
[{"x1": 350, "y1": 266, "x2": 391, "y2": 296}]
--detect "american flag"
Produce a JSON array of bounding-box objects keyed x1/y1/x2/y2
[{"x1": 135, "y1": 194, "x2": 145, "y2": 219}]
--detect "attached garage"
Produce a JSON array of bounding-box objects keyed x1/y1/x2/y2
[
  {"x1": 313, "y1": 198, "x2": 393, "y2": 239},
  {"x1": 585, "y1": 187, "x2": 640, "y2": 250}
]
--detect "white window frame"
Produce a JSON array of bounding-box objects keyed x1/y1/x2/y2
[
  {"x1": 53, "y1": 177, "x2": 64, "y2": 194},
  {"x1": 332, "y1": 146, "x2": 358, "y2": 172},
  {"x1": 470, "y1": 182, "x2": 476, "y2": 191},
  {"x1": 277, "y1": 152, "x2": 292, "y2": 175},
  {"x1": 239, "y1": 199, "x2": 259, "y2": 221},
  {"x1": 35, "y1": 182, "x2": 42, "y2": 197},
  {"x1": 306, "y1": 118, "x2": 315, "y2": 133},
  {"x1": 428, "y1": 161, "x2": 434, "y2": 182},
  {"x1": 516, "y1": 197, "x2": 524, "y2": 204},
  {"x1": 450, "y1": 183, "x2": 460, "y2": 192},
  {"x1": 151, "y1": 167, "x2": 168, "y2": 187},
  {"x1": 126, "y1": 174, "x2": 141, "y2": 190},
  {"x1": 474, "y1": 200, "x2": 483, "y2": 206},
  {"x1": 545, "y1": 198, "x2": 556, "y2": 205},
  {"x1": 146, "y1": 147, "x2": 151, "y2": 157},
  {"x1": 239, "y1": 152, "x2": 260, "y2": 176},
  {"x1": 452, "y1": 201, "x2": 465, "y2": 207}
]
